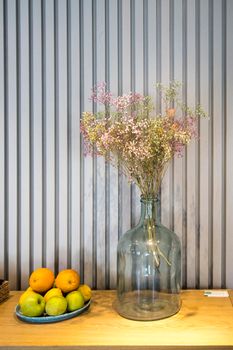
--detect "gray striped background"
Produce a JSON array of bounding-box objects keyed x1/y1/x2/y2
[{"x1": 1, "y1": 0, "x2": 233, "y2": 290}]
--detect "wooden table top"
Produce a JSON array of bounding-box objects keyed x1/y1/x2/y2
[{"x1": 0, "y1": 290, "x2": 233, "y2": 349}]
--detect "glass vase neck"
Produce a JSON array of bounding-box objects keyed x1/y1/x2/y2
[{"x1": 139, "y1": 196, "x2": 160, "y2": 225}]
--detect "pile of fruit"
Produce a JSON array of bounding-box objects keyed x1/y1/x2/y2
[{"x1": 18, "y1": 268, "x2": 91, "y2": 317}]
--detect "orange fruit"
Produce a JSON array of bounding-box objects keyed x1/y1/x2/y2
[
  {"x1": 78, "y1": 284, "x2": 92, "y2": 302},
  {"x1": 29, "y1": 267, "x2": 55, "y2": 293},
  {"x1": 55, "y1": 269, "x2": 80, "y2": 293}
]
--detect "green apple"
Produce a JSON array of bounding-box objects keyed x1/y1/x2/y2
[
  {"x1": 66, "y1": 291, "x2": 84, "y2": 312},
  {"x1": 45, "y1": 296, "x2": 67, "y2": 316},
  {"x1": 20, "y1": 293, "x2": 45, "y2": 317}
]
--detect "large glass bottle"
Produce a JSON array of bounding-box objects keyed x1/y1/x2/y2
[{"x1": 115, "y1": 197, "x2": 181, "y2": 321}]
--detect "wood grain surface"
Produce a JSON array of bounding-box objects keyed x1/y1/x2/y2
[{"x1": 0, "y1": 290, "x2": 233, "y2": 349}]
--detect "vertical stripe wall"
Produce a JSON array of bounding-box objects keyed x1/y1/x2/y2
[{"x1": 0, "y1": 0, "x2": 233, "y2": 290}]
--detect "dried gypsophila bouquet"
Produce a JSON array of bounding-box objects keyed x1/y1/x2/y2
[{"x1": 80, "y1": 81, "x2": 207, "y2": 199}]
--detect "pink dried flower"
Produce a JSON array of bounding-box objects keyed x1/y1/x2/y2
[
  {"x1": 185, "y1": 116, "x2": 198, "y2": 137},
  {"x1": 81, "y1": 82, "x2": 207, "y2": 198},
  {"x1": 112, "y1": 92, "x2": 145, "y2": 111},
  {"x1": 90, "y1": 82, "x2": 113, "y2": 105}
]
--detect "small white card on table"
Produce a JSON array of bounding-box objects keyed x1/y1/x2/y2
[{"x1": 204, "y1": 290, "x2": 229, "y2": 297}]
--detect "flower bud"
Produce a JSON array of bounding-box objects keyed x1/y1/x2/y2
[{"x1": 166, "y1": 108, "x2": 176, "y2": 118}]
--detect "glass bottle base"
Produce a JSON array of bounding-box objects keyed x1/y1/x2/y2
[{"x1": 113, "y1": 291, "x2": 181, "y2": 321}]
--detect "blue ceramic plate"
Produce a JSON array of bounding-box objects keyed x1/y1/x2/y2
[{"x1": 15, "y1": 299, "x2": 91, "y2": 324}]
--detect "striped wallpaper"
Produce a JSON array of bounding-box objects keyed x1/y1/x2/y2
[{"x1": 0, "y1": 0, "x2": 233, "y2": 290}]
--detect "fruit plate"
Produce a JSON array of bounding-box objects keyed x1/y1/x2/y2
[{"x1": 15, "y1": 299, "x2": 91, "y2": 324}]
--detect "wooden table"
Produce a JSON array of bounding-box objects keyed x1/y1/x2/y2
[{"x1": 0, "y1": 290, "x2": 233, "y2": 349}]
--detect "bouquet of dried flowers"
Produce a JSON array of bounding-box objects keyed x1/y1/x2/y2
[{"x1": 81, "y1": 81, "x2": 206, "y2": 199}]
